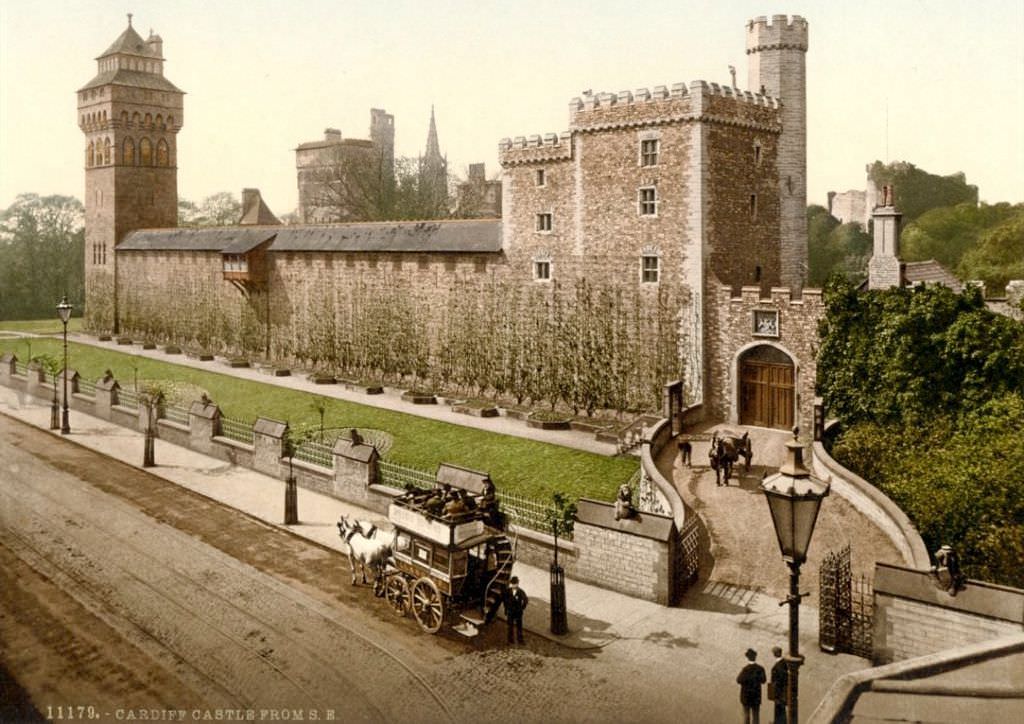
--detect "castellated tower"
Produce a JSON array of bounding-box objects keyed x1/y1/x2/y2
[
  {"x1": 747, "y1": 15, "x2": 808, "y2": 291},
  {"x1": 370, "y1": 108, "x2": 395, "y2": 180},
  {"x1": 78, "y1": 15, "x2": 184, "y2": 332}
]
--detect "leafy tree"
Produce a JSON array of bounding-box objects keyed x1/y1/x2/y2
[
  {"x1": 807, "y1": 205, "x2": 872, "y2": 286},
  {"x1": 0, "y1": 194, "x2": 84, "y2": 320},
  {"x1": 957, "y1": 208, "x2": 1024, "y2": 295},
  {"x1": 178, "y1": 192, "x2": 242, "y2": 226},
  {"x1": 900, "y1": 202, "x2": 1020, "y2": 271},
  {"x1": 820, "y1": 277, "x2": 1024, "y2": 586}
]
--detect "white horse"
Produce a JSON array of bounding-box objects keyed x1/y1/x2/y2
[{"x1": 336, "y1": 514, "x2": 393, "y2": 586}]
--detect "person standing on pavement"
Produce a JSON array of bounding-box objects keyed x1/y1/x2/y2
[
  {"x1": 770, "y1": 646, "x2": 788, "y2": 724},
  {"x1": 736, "y1": 648, "x2": 767, "y2": 724},
  {"x1": 503, "y1": 576, "x2": 528, "y2": 644}
]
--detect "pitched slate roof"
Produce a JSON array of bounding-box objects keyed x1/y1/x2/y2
[
  {"x1": 78, "y1": 69, "x2": 183, "y2": 93},
  {"x1": 99, "y1": 25, "x2": 158, "y2": 58},
  {"x1": 903, "y1": 260, "x2": 963, "y2": 292},
  {"x1": 117, "y1": 219, "x2": 502, "y2": 254}
]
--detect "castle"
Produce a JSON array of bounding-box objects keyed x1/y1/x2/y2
[{"x1": 79, "y1": 14, "x2": 823, "y2": 432}]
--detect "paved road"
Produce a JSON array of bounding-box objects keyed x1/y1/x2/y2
[{"x1": 0, "y1": 420, "x2": 453, "y2": 722}]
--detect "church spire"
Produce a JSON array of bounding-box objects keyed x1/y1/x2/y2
[{"x1": 424, "y1": 105, "x2": 442, "y2": 161}]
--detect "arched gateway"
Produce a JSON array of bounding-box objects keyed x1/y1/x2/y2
[{"x1": 738, "y1": 345, "x2": 795, "y2": 429}]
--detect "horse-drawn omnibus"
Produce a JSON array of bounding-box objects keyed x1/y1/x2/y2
[{"x1": 379, "y1": 464, "x2": 515, "y2": 636}]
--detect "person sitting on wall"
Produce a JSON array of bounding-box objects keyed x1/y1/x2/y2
[{"x1": 613, "y1": 483, "x2": 636, "y2": 520}]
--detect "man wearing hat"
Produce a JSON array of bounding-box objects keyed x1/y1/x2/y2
[
  {"x1": 736, "y1": 648, "x2": 767, "y2": 723},
  {"x1": 503, "y1": 576, "x2": 529, "y2": 644},
  {"x1": 769, "y1": 646, "x2": 789, "y2": 724}
]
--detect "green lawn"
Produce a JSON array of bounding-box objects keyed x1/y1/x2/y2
[
  {"x1": 0, "y1": 335, "x2": 635, "y2": 501},
  {"x1": 0, "y1": 317, "x2": 84, "y2": 335}
]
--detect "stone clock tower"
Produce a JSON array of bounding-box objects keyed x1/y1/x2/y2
[{"x1": 78, "y1": 15, "x2": 184, "y2": 332}]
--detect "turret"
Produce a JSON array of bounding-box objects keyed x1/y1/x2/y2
[{"x1": 747, "y1": 15, "x2": 809, "y2": 292}]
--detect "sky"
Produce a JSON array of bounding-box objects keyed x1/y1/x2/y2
[{"x1": 1, "y1": 0, "x2": 1022, "y2": 214}]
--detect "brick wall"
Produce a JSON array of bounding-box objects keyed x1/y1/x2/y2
[{"x1": 873, "y1": 563, "x2": 1024, "y2": 664}]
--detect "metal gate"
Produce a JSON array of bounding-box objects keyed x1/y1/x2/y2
[
  {"x1": 672, "y1": 516, "x2": 701, "y2": 604},
  {"x1": 819, "y1": 545, "x2": 873, "y2": 658}
]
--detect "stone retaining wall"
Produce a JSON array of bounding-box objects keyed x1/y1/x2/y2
[{"x1": 811, "y1": 428, "x2": 929, "y2": 568}]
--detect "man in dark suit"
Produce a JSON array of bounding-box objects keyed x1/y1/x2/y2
[
  {"x1": 503, "y1": 576, "x2": 529, "y2": 644},
  {"x1": 770, "y1": 646, "x2": 789, "y2": 724},
  {"x1": 736, "y1": 648, "x2": 767, "y2": 724}
]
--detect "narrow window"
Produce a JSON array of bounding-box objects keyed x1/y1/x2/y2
[
  {"x1": 156, "y1": 138, "x2": 169, "y2": 167},
  {"x1": 534, "y1": 260, "x2": 551, "y2": 281},
  {"x1": 103, "y1": 138, "x2": 111, "y2": 165},
  {"x1": 536, "y1": 213, "x2": 553, "y2": 232},
  {"x1": 638, "y1": 187, "x2": 658, "y2": 216},
  {"x1": 640, "y1": 138, "x2": 659, "y2": 167},
  {"x1": 123, "y1": 137, "x2": 135, "y2": 165},
  {"x1": 753, "y1": 143, "x2": 762, "y2": 165},
  {"x1": 641, "y1": 255, "x2": 660, "y2": 283},
  {"x1": 140, "y1": 137, "x2": 152, "y2": 165},
  {"x1": 750, "y1": 194, "x2": 758, "y2": 220},
  {"x1": 536, "y1": 169, "x2": 546, "y2": 187}
]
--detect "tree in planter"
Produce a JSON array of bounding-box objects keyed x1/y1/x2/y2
[
  {"x1": 139, "y1": 382, "x2": 167, "y2": 468},
  {"x1": 545, "y1": 491, "x2": 577, "y2": 635},
  {"x1": 34, "y1": 353, "x2": 61, "y2": 429},
  {"x1": 310, "y1": 395, "x2": 330, "y2": 442},
  {"x1": 281, "y1": 426, "x2": 301, "y2": 525}
]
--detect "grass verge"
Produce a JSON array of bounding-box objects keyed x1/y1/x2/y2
[{"x1": 0, "y1": 335, "x2": 635, "y2": 501}]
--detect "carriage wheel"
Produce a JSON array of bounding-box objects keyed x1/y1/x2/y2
[
  {"x1": 411, "y1": 577, "x2": 445, "y2": 634},
  {"x1": 385, "y1": 574, "x2": 410, "y2": 617}
]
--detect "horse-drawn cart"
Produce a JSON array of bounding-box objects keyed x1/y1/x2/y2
[{"x1": 380, "y1": 464, "x2": 515, "y2": 636}]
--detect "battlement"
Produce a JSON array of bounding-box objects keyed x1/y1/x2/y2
[
  {"x1": 498, "y1": 131, "x2": 573, "y2": 166},
  {"x1": 568, "y1": 81, "x2": 779, "y2": 115},
  {"x1": 746, "y1": 14, "x2": 808, "y2": 53},
  {"x1": 721, "y1": 284, "x2": 823, "y2": 306}
]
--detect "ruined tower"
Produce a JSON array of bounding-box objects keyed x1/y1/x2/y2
[
  {"x1": 78, "y1": 15, "x2": 184, "y2": 332},
  {"x1": 370, "y1": 108, "x2": 396, "y2": 181},
  {"x1": 747, "y1": 14, "x2": 808, "y2": 291}
]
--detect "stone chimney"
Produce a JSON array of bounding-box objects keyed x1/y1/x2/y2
[
  {"x1": 238, "y1": 189, "x2": 280, "y2": 226},
  {"x1": 867, "y1": 184, "x2": 903, "y2": 290},
  {"x1": 324, "y1": 128, "x2": 342, "y2": 143}
]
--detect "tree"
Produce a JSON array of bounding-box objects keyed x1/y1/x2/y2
[
  {"x1": 807, "y1": 206, "x2": 871, "y2": 286},
  {"x1": 178, "y1": 192, "x2": 242, "y2": 226},
  {"x1": 957, "y1": 208, "x2": 1024, "y2": 295},
  {"x1": 305, "y1": 147, "x2": 450, "y2": 222},
  {"x1": 0, "y1": 194, "x2": 84, "y2": 320}
]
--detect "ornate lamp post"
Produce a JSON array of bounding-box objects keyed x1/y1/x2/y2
[
  {"x1": 56, "y1": 296, "x2": 73, "y2": 435},
  {"x1": 761, "y1": 427, "x2": 830, "y2": 724}
]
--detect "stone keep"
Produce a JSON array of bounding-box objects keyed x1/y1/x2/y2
[
  {"x1": 747, "y1": 15, "x2": 809, "y2": 292},
  {"x1": 78, "y1": 15, "x2": 184, "y2": 333}
]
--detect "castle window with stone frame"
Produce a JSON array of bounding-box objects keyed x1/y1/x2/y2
[
  {"x1": 536, "y1": 212, "x2": 553, "y2": 233},
  {"x1": 638, "y1": 187, "x2": 658, "y2": 216},
  {"x1": 641, "y1": 254, "x2": 660, "y2": 283},
  {"x1": 123, "y1": 137, "x2": 135, "y2": 165},
  {"x1": 640, "y1": 138, "x2": 660, "y2": 167},
  {"x1": 749, "y1": 193, "x2": 758, "y2": 220},
  {"x1": 536, "y1": 169, "x2": 546, "y2": 187},
  {"x1": 533, "y1": 260, "x2": 551, "y2": 282},
  {"x1": 140, "y1": 138, "x2": 152, "y2": 166},
  {"x1": 753, "y1": 140, "x2": 763, "y2": 166}
]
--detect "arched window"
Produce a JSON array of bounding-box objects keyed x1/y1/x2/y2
[
  {"x1": 155, "y1": 114, "x2": 164, "y2": 130},
  {"x1": 166, "y1": 115, "x2": 175, "y2": 129},
  {"x1": 156, "y1": 138, "x2": 169, "y2": 167},
  {"x1": 87, "y1": 141, "x2": 94, "y2": 167},
  {"x1": 132, "y1": 112, "x2": 141, "y2": 126},
  {"x1": 123, "y1": 137, "x2": 135, "y2": 165},
  {"x1": 139, "y1": 137, "x2": 152, "y2": 165},
  {"x1": 103, "y1": 138, "x2": 111, "y2": 165},
  {"x1": 121, "y1": 111, "x2": 129, "y2": 127},
  {"x1": 144, "y1": 113, "x2": 152, "y2": 127}
]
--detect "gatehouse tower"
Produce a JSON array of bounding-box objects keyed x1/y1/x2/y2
[{"x1": 78, "y1": 14, "x2": 184, "y2": 332}]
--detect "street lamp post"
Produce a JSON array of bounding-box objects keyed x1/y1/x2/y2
[
  {"x1": 761, "y1": 427, "x2": 830, "y2": 724},
  {"x1": 57, "y1": 296, "x2": 73, "y2": 435}
]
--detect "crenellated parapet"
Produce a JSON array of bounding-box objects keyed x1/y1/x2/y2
[
  {"x1": 746, "y1": 14, "x2": 809, "y2": 53},
  {"x1": 566, "y1": 80, "x2": 780, "y2": 134},
  {"x1": 719, "y1": 283, "x2": 824, "y2": 309},
  {"x1": 498, "y1": 131, "x2": 572, "y2": 166}
]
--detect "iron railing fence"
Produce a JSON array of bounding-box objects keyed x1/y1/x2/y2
[
  {"x1": 117, "y1": 388, "x2": 139, "y2": 409},
  {"x1": 77, "y1": 378, "x2": 96, "y2": 397},
  {"x1": 220, "y1": 416, "x2": 255, "y2": 445},
  {"x1": 500, "y1": 489, "x2": 566, "y2": 538},
  {"x1": 293, "y1": 439, "x2": 334, "y2": 468},
  {"x1": 162, "y1": 404, "x2": 190, "y2": 426},
  {"x1": 379, "y1": 459, "x2": 435, "y2": 492}
]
